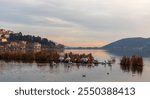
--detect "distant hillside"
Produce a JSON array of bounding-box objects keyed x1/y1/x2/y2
[
  {"x1": 0, "y1": 29, "x2": 64, "y2": 50},
  {"x1": 102, "y1": 37, "x2": 150, "y2": 50},
  {"x1": 101, "y1": 37, "x2": 150, "y2": 57},
  {"x1": 8, "y1": 33, "x2": 57, "y2": 48}
]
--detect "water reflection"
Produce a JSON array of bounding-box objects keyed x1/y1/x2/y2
[
  {"x1": 120, "y1": 64, "x2": 143, "y2": 75},
  {"x1": 38, "y1": 62, "x2": 101, "y2": 73},
  {"x1": 106, "y1": 49, "x2": 150, "y2": 57},
  {"x1": 0, "y1": 49, "x2": 150, "y2": 82}
]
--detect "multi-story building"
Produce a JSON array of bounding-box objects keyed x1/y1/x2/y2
[
  {"x1": 18, "y1": 41, "x2": 27, "y2": 50},
  {"x1": 33, "y1": 42, "x2": 41, "y2": 51},
  {"x1": 0, "y1": 29, "x2": 6, "y2": 34},
  {"x1": 0, "y1": 38, "x2": 7, "y2": 42},
  {"x1": 27, "y1": 42, "x2": 41, "y2": 51}
]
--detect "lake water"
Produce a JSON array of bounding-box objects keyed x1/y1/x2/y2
[{"x1": 0, "y1": 49, "x2": 150, "y2": 82}]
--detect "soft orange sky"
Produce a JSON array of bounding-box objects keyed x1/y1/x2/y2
[
  {"x1": 47, "y1": 36, "x2": 109, "y2": 47},
  {"x1": 61, "y1": 41, "x2": 109, "y2": 47}
]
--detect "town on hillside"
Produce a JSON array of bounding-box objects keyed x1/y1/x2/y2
[{"x1": 0, "y1": 29, "x2": 64, "y2": 51}]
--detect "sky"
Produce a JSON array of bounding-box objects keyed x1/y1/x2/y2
[{"x1": 1, "y1": 0, "x2": 150, "y2": 47}]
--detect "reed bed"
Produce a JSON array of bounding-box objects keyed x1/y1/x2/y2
[
  {"x1": 120, "y1": 55, "x2": 143, "y2": 74},
  {"x1": 120, "y1": 55, "x2": 143, "y2": 66},
  {"x1": 0, "y1": 51, "x2": 94, "y2": 63},
  {"x1": 64, "y1": 52, "x2": 94, "y2": 63}
]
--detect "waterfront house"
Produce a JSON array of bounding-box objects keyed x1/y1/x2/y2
[
  {"x1": 18, "y1": 41, "x2": 27, "y2": 50},
  {"x1": 6, "y1": 30, "x2": 13, "y2": 34},
  {"x1": 34, "y1": 42, "x2": 41, "y2": 51},
  {"x1": 0, "y1": 29, "x2": 6, "y2": 34},
  {"x1": 10, "y1": 42, "x2": 18, "y2": 47},
  {"x1": 9, "y1": 42, "x2": 19, "y2": 50},
  {"x1": 0, "y1": 38, "x2": 7, "y2": 42},
  {"x1": 3, "y1": 34, "x2": 10, "y2": 39},
  {"x1": 0, "y1": 45, "x2": 4, "y2": 50},
  {"x1": 27, "y1": 42, "x2": 41, "y2": 51},
  {"x1": 0, "y1": 33, "x2": 2, "y2": 38}
]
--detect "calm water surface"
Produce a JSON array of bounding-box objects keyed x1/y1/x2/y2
[{"x1": 0, "y1": 49, "x2": 150, "y2": 82}]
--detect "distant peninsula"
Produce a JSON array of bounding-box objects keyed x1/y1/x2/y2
[
  {"x1": 101, "y1": 37, "x2": 150, "y2": 57},
  {"x1": 102, "y1": 37, "x2": 150, "y2": 50},
  {"x1": 0, "y1": 29, "x2": 64, "y2": 51}
]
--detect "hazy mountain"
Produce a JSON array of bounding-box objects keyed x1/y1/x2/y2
[
  {"x1": 101, "y1": 37, "x2": 150, "y2": 57},
  {"x1": 102, "y1": 37, "x2": 150, "y2": 50}
]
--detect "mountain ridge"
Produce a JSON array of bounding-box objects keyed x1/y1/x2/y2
[
  {"x1": 101, "y1": 37, "x2": 150, "y2": 50},
  {"x1": 101, "y1": 37, "x2": 150, "y2": 57}
]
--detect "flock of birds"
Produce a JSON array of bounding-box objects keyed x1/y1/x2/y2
[
  {"x1": 51, "y1": 56, "x2": 115, "y2": 66},
  {"x1": 50, "y1": 56, "x2": 116, "y2": 78}
]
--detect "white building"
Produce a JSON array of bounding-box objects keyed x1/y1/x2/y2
[
  {"x1": 18, "y1": 41, "x2": 27, "y2": 50},
  {"x1": 34, "y1": 42, "x2": 41, "y2": 51},
  {"x1": 7, "y1": 30, "x2": 13, "y2": 34},
  {"x1": 0, "y1": 29, "x2": 6, "y2": 34},
  {"x1": 0, "y1": 38, "x2": 7, "y2": 42},
  {"x1": 4, "y1": 34, "x2": 10, "y2": 38}
]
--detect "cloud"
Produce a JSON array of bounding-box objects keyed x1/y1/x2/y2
[{"x1": 1, "y1": 0, "x2": 150, "y2": 47}]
